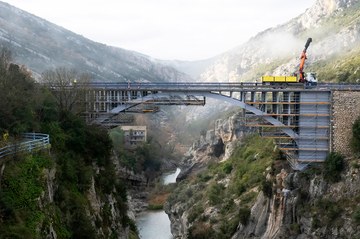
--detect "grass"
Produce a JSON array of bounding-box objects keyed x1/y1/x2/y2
[{"x1": 148, "y1": 193, "x2": 170, "y2": 210}]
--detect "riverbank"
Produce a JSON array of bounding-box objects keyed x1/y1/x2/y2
[{"x1": 135, "y1": 168, "x2": 181, "y2": 239}]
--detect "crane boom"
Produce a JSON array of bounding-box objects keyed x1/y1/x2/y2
[{"x1": 299, "y1": 38, "x2": 312, "y2": 83}]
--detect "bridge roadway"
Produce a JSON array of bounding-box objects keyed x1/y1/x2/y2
[
  {"x1": 79, "y1": 82, "x2": 360, "y2": 170},
  {"x1": 88, "y1": 82, "x2": 360, "y2": 92}
]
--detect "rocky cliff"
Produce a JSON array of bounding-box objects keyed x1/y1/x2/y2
[
  {"x1": 165, "y1": 112, "x2": 261, "y2": 238},
  {"x1": 165, "y1": 110, "x2": 360, "y2": 239},
  {"x1": 233, "y1": 159, "x2": 360, "y2": 239},
  {"x1": 176, "y1": 111, "x2": 254, "y2": 181},
  {"x1": 0, "y1": 151, "x2": 141, "y2": 239}
]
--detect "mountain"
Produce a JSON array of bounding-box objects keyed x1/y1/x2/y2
[
  {"x1": 0, "y1": 1, "x2": 191, "y2": 82},
  {"x1": 164, "y1": 1, "x2": 360, "y2": 238},
  {"x1": 161, "y1": 57, "x2": 217, "y2": 80},
  {"x1": 198, "y1": 0, "x2": 360, "y2": 83}
]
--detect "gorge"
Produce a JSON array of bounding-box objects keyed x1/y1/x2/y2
[{"x1": 1, "y1": 0, "x2": 360, "y2": 238}]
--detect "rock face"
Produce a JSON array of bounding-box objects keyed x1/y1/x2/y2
[
  {"x1": 166, "y1": 107, "x2": 360, "y2": 239},
  {"x1": 41, "y1": 155, "x2": 141, "y2": 239},
  {"x1": 177, "y1": 111, "x2": 253, "y2": 180},
  {"x1": 166, "y1": 111, "x2": 256, "y2": 238},
  {"x1": 169, "y1": 156, "x2": 360, "y2": 238},
  {"x1": 233, "y1": 161, "x2": 360, "y2": 239}
]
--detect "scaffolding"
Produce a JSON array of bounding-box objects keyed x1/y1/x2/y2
[{"x1": 244, "y1": 91, "x2": 331, "y2": 170}]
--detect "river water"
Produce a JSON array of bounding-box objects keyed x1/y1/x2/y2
[{"x1": 136, "y1": 168, "x2": 181, "y2": 239}]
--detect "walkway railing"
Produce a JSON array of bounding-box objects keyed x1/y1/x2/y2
[{"x1": 0, "y1": 133, "x2": 50, "y2": 159}]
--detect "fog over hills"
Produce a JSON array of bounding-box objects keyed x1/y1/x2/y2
[
  {"x1": 1, "y1": 0, "x2": 359, "y2": 85},
  {"x1": 197, "y1": 0, "x2": 360, "y2": 83},
  {"x1": 0, "y1": 1, "x2": 191, "y2": 82}
]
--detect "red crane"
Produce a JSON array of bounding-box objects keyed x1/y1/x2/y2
[{"x1": 299, "y1": 38, "x2": 312, "y2": 83}]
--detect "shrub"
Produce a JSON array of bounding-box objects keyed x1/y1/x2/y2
[
  {"x1": 207, "y1": 183, "x2": 224, "y2": 205},
  {"x1": 289, "y1": 223, "x2": 301, "y2": 235},
  {"x1": 238, "y1": 207, "x2": 251, "y2": 225},
  {"x1": 352, "y1": 117, "x2": 360, "y2": 153},
  {"x1": 324, "y1": 152, "x2": 345, "y2": 183},
  {"x1": 0, "y1": 155, "x2": 52, "y2": 237},
  {"x1": 219, "y1": 215, "x2": 240, "y2": 238},
  {"x1": 188, "y1": 204, "x2": 204, "y2": 223},
  {"x1": 222, "y1": 162, "x2": 233, "y2": 174},
  {"x1": 261, "y1": 179, "x2": 273, "y2": 198},
  {"x1": 313, "y1": 199, "x2": 343, "y2": 226},
  {"x1": 353, "y1": 207, "x2": 360, "y2": 224},
  {"x1": 188, "y1": 222, "x2": 216, "y2": 239}
]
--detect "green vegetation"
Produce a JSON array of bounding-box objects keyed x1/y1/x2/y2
[
  {"x1": 0, "y1": 49, "x2": 138, "y2": 238},
  {"x1": 147, "y1": 183, "x2": 176, "y2": 211},
  {"x1": 311, "y1": 198, "x2": 343, "y2": 229},
  {"x1": 353, "y1": 206, "x2": 360, "y2": 224},
  {"x1": 323, "y1": 152, "x2": 345, "y2": 183},
  {"x1": 0, "y1": 49, "x2": 40, "y2": 135},
  {"x1": 0, "y1": 154, "x2": 53, "y2": 238},
  {"x1": 238, "y1": 207, "x2": 251, "y2": 225},
  {"x1": 308, "y1": 47, "x2": 360, "y2": 83},
  {"x1": 352, "y1": 116, "x2": 360, "y2": 154},
  {"x1": 110, "y1": 127, "x2": 162, "y2": 182},
  {"x1": 168, "y1": 135, "x2": 280, "y2": 238}
]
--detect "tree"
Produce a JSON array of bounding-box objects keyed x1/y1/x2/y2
[
  {"x1": 324, "y1": 152, "x2": 344, "y2": 183},
  {"x1": 0, "y1": 48, "x2": 40, "y2": 134},
  {"x1": 41, "y1": 67, "x2": 91, "y2": 115},
  {"x1": 352, "y1": 117, "x2": 360, "y2": 154}
]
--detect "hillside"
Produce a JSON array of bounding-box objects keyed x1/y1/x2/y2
[
  {"x1": 164, "y1": 1, "x2": 360, "y2": 238},
  {"x1": 0, "y1": 1, "x2": 190, "y2": 82},
  {"x1": 166, "y1": 123, "x2": 360, "y2": 238},
  {"x1": 198, "y1": 0, "x2": 360, "y2": 83}
]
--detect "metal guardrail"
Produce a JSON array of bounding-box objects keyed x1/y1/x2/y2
[
  {"x1": 81, "y1": 82, "x2": 360, "y2": 92},
  {"x1": 0, "y1": 133, "x2": 50, "y2": 159}
]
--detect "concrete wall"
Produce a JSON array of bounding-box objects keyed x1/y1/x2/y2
[{"x1": 332, "y1": 91, "x2": 360, "y2": 156}]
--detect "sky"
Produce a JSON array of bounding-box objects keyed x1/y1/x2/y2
[{"x1": 4, "y1": 0, "x2": 315, "y2": 61}]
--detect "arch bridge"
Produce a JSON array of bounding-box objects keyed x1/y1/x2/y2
[{"x1": 73, "y1": 82, "x2": 360, "y2": 170}]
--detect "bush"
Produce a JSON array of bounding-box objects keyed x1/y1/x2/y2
[
  {"x1": 353, "y1": 207, "x2": 360, "y2": 224},
  {"x1": 238, "y1": 207, "x2": 251, "y2": 225},
  {"x1": 219, "y1": 215, "x2": 240, "y2": 238},
  {"x1": 352, "y1": 117, "x2": 360, "y2": 154},
  {"x1": 188, "y1": 222, "x2": 216, "y2": 239},
  {"x1": 188, "y1": 204, "x2": 204, "y2": 223},
  {"x1": 324, "y1": 152, "x2": 345, "y2": 183},
  {"x1": 261, "y1": 179, "x2": 273, "y2": 198},
  {"x1": 312, "y1": 199, "x2": 343, "y2": 227},
  {"x1": 222, "y1": 162, "x2": 233, "y2": 174},
  {"x1": 207, "y1": 183, "x2": 224, "y2": 205},
  {"x1": 0, "y1": 155, "x2": 52, "y2": 237}
]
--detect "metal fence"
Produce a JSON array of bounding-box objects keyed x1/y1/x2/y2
[{"x1": 0, "y1": 133, "x2": 50, "y2": 159}]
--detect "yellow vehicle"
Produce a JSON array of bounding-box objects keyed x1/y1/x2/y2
[
  {"x1": 261, "y1": 76, "x2": 298, "y2": 83},
  {"x1": 261, "y1": 38, "x2": 317, "y2": 86}
]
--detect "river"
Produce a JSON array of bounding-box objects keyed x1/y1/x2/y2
[{"x1": 136, "y1": 168, "x2": 181, "y2": 239}]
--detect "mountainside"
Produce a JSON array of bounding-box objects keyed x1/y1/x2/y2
[
  {"x1": 0, "y1": 1, "x2": 190, "y2": 82},
  {"x1": 166, "y1": 120, "x2": 360, "y2": 238},
  {"x1": 164, "y1": 1, "x2": 360, "y2": 238},
  {"x1": 199, "y1": 0, "x2": 360, "y2": 83}
]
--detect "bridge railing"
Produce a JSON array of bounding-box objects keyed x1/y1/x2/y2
[{"x1": 0, "y1": 133, "x2": 50, "y2": 159}]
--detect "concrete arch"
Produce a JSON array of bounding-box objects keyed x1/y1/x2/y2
[
  {"x1": 109, "y1": 92, "x2": 298, "y2": 138},
  {"x1": 203, "y1": 92, "x2": 298, "y2": 139}
]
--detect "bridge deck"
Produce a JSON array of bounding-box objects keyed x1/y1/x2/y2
[{"x1": 49, "y1": 81, "x2": 360, "y2": 170}]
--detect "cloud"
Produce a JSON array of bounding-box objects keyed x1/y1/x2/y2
[{"x1": 3, "y1": 0, "x2": 315, "y2": 60}]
